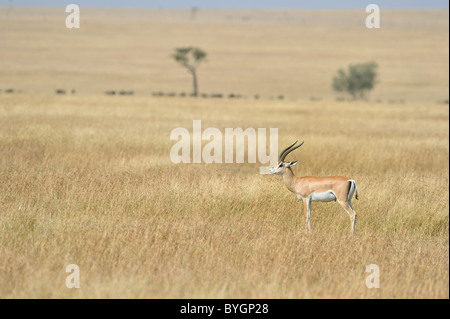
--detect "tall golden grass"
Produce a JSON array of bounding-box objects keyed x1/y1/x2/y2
[{"x1": 0, "y1": 94, "x2": 448, "y2": 298}]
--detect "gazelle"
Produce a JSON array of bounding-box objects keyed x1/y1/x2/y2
[{"x1": 270, "y1": 141, "x2": 359, "y2": 235}]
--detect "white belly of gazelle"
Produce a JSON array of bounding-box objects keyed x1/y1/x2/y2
[{"x1": 297, "y1": 190, "x2": 337, "y2": 202}]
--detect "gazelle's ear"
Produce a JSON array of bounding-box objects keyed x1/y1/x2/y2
[{"x1": 286, "y1": 161, "x2": 297, "y2": 167}]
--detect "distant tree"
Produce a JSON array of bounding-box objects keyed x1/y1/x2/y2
[
  {"x1": 190, "y1": 7, "x2": 198, "y2": 20},
  {"x1": 172, "y1": 47, "x2": 207, "y2": 97},
  {"x1": 332, "y1": 62, "x2": 378, "y2": 100}
]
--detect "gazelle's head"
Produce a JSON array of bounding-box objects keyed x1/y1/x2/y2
[{"x1": 269, "y1": 140, "x2": 304, "y2": 175}]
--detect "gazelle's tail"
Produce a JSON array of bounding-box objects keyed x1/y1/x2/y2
[{"x1": 347, "y1": 179, "x2": 359, "y2": 201}]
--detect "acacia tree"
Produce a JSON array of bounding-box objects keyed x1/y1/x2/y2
[
  {"x1": 333, "y1": 62, "x2": 378, "y2": 100},
  {"x1": 173, "y1": 47, "x2": 207, "y2": 97}
]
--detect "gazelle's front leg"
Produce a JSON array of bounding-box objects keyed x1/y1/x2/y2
[
  {"x1": 303, "y1": 196, "x2": 312, "y2": 233},
  {"x1": 302, "y1": 200, "x2": 308, "y2": 232}
]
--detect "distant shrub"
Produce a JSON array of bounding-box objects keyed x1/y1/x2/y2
[{"x1": 332, "y1": 62, "x2": 378, "y2": 100}]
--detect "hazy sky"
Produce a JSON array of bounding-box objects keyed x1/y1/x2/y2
[{"x1": 0, "y1": 0, "x2": 448, "y2": 9}]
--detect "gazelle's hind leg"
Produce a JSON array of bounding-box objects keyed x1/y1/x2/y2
[
  {"x1": 337, "y1": 199, "x2": 357, "y2": 236},
  {"x1": 347, "y1": 199, "x2": 357, "y2": 235},
  {"x1": 348, "y1": 200, "x2": 357, "y2": 236}
]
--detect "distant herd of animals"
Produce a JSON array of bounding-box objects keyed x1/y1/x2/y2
[
  {"x1": 150, "y1": 92, "x2": 284, "y2": 100},
  {"x1": 0, "y1": 89, "x2": 448, "y2": 104},
  {"x1": 0, "y1": 88, "x2": 285, "y2": 100}
]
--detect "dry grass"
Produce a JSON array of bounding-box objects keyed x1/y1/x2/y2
[
  {"x1": 0, "y1": 7, "x2": 448, "y2": 299},
  {"x1": 0, "y1": 94, "x2": 448, "y2": 298}
]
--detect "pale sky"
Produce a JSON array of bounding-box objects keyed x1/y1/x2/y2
[{"x1": 0, "y1": 0, "x2": 448, "y2": 9}]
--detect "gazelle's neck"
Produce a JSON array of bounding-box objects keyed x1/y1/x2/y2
[{"x1": 282, "y1": 167, "x2": 298, "y2": 193}]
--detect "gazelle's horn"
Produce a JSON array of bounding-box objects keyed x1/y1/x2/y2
[
  {"x1": 280, "y1": 140, "x2": 304, "y2": 161},
  {"x1": 279, "y1": 141, "x2": 297, "y2": 161}
]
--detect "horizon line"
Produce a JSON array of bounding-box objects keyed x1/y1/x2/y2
[{"x1": 1, "y1": 5, "x2": 449, "y2": 10}]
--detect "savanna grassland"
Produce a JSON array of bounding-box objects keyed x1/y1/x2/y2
[{"x1": 0, "y1": 8, "x2": 448, "y2": 298}]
